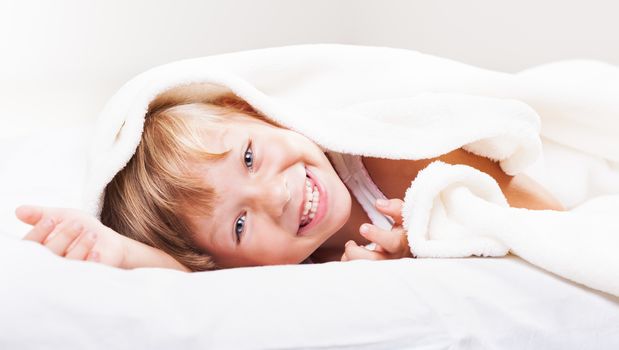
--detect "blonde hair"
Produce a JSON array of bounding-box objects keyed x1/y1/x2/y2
[{"x1": 100, "y1": 85, "x2": 266, "y2": 271}]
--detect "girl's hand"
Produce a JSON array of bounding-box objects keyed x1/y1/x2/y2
[
  {"x1": 341, "y1": 198, "x2": 413, "y2": 261},
  {"x1": 15, "y1": 205, "x2": 126, "y2": 268}
]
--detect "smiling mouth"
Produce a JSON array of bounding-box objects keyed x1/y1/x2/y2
[{"x1": 299, "y1": 173, "x2": 320, "y2": 230}]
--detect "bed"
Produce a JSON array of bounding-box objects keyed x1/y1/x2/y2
[{"x1": 1, "y1": 126, "x2": 618, "y2": 349}]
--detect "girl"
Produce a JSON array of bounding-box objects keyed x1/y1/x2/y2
[{"x1": 15, "y1": 90, "x2": 564, "y2": 272}]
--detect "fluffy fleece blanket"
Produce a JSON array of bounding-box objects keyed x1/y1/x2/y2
[{"x1": 83, "y1": 44, "x2": 619, "y2": 296}]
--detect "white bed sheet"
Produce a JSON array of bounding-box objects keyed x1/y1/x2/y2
[
  {"x1": 1, "y1": 235, "x2": 618, "y2": 349},
  {"x1": 1, "y1": 127, "x2": 618, "y2": 349}
]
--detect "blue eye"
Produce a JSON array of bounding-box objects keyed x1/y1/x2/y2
[
  {"x1": 243, "y1": 143, "x2": 253, "y2": 169},
  {"x1": 234, "y1": 213, "x2": 246, "y2": 242}
]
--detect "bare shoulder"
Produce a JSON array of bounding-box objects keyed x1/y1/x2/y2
[
  {"x1": 444, "y1": 149, "x2": 565, "y2": 211},
  {"x1": 363, "y1": 148, "x2": 565, "y2": 211},
  {"x1": 500, "y1": 173, "x2": 565, "y2": 211}
]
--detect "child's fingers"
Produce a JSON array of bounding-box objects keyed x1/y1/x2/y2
[
  {"x1": 86, "y1": 251, "x2": 100, "y2": 262},
  {"x1": 44, "y1": 222, "x2": 84, "y2": 256},
  {"x1": 363, "y1": 242, "x2": 386, "y2": 253},
  {"x1": 359, "y1": 223, "x2": 405, "y2": 255},
  {"x1": 65, "y1": 231, "x2": 97, "y2": 260},
  {"x1": 373, "y1": 244, "x2": 386, "y2": 253},
  {"x1": 23, "y1": 216, "x2": 57, "y2": 243},
  {"x1": 343, "y1": 240, "x2": 385, "y2": 261},
  {"x1": 375, "y1": 198, "x2": 404, "y2": 225},
  {"x1": 15, "y1": 205, "x2": 44, "y2": 225}
]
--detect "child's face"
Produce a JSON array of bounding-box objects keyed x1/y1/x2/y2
[{"x1": 187, "y1": 116, "x2": 352, "y2": 267}]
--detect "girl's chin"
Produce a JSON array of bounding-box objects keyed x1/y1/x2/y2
[{"x1": 326, "y1": 185, "x2": 352, "y2": 235}]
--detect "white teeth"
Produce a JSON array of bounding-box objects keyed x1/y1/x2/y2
[
  {"x1": 303, "y1": 201, "x2": 311, "y2": 215},
  {"x1": 302, "y1": 178, "x2": 312, "y2": 216},
  {"x1": 300, "y1": 177, "x2": 320, "y2": 227}
]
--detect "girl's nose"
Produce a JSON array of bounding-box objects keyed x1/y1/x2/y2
[{"x1": 248, "y1": 175, "x2": 291, "y2": 218}]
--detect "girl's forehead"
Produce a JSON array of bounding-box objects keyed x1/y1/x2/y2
[
  {"x1": 204, "y1": 118, "x2": 251, "y2": 149},
  {"x1": 198, "y1": 116, "x2": 269, "y2": 154},
  {"x1": 196, "y1": 126, "x2": 230, "y2": 153}
]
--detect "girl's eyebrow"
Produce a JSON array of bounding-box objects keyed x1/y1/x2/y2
[{"x1": 211, "y1": 128, "x2": 232, "y2": 160}]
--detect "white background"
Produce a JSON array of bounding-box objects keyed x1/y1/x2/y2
[{"x1": 1, "y1": 0, "x2": 618, "y2": 139}]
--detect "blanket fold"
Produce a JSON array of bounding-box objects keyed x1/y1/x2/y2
[
  {"x1": 403, "y1": 161, "x2": 619, "y2": 296},
  {"x1": 84, "y1": 44, "x2": 619, "y2": 296}
]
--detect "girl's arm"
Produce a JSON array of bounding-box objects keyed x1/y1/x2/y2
[
  {"x1": 16, "y1": 205, "x2": 191, "y2": 272},
  {"x1": 440, "y1": 149, "x2": 565, "y2": 211},
  {"x1": 120, "y1": 235, "x2": 191, "y2": 271}
]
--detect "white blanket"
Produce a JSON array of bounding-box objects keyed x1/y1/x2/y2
[
  {"x1": 403, "y1": 161, "x2": 619, "y2": 297},
  {"x1": 83, "y1": 44, "x2": 619, "y2": 296}
]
